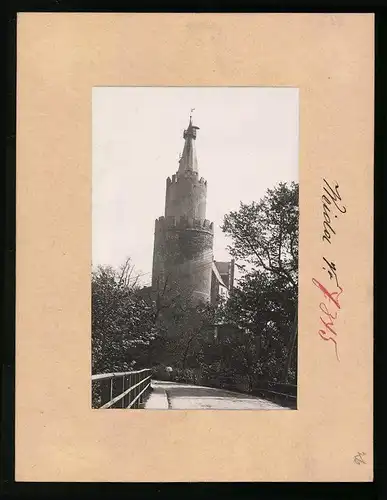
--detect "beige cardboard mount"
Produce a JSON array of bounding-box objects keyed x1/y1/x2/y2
[{"x1": 16, "y1": 13, "x2": 374, "y2": 482}]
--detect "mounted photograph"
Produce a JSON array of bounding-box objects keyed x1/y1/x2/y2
[{"x1": 91, "y1": 87, "x2": 299, "y2": 410}]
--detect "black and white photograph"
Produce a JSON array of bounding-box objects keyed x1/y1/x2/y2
[{"x1": 91, "y1": 87, "x2": 299, "y2": 410}]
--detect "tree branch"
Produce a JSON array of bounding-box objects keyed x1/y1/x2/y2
[
  {"x1": 290, "y1": 234, "x2": 297, "y2": 263},
  {"x1": 278, "y1": 214, "x2": 283, "y2": 270}
]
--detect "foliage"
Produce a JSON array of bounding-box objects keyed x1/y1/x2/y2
[
  {"x1": 221, "y1": 182, "x2": 299, "y2": 383},
  {"x1": 91, "y1": 181, "x2": 299, "y2": 399},
  {"x1": 91, "y1": 259, "x2": 158, "y2": 374},
  {"x1": 151, "y1": 290, "x2": 217, "y2": 371},
  {"x1": 222, "y1": 181, "x2": 298, "y2": 289}
]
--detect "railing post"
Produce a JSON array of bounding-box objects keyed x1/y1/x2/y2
[
  {"x1": 124, "y1": 375, "x2": 128, "y2": 408},
  {"x1": 128, "y1": 373, "x2": 133, "y2": 407},
  {"x1": 121, "y1": 375, "x2": 126, "y2": 409},
  {"x1": 135, "y1": 372, "x2": 139, "y2": 409},
  {"x1": 136, "y1": 373, "x2": 139, "y2": 406},
  {"x1": 101, "y1": 378, "x2": 110, "y2": 407},
  {"x1": 139, "y1": 372, "x2": 144, "y2": 407},
  {"x1": 133, "y1": 372, "x2": 136, "y2": 407},
  {"x1": 137, "y1": 372, "x2": 141, "y2": 408}
]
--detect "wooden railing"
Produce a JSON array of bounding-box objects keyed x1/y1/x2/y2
[
  {"x1": 251, "y1": 382, "x2": 297, "y2": 408},
  {"x1": 92, "y1": 368, "x2": 153, "y2": 409}
]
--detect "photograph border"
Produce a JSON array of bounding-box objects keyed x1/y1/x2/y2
[{"x1": 2, "y1": 7, "x2": 381, "y2": 494}]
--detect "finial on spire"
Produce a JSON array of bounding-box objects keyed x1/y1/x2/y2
[
  {"x1": 183, "y1": 110, "x2": 199, "y2": 141},
  {"x1": 179, "y1": 111, "x2": 199, "y2": 174}
]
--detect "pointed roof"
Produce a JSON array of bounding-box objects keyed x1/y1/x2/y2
[{"x1": 178, "y1": 115, "x2": 200, "y2": 174}]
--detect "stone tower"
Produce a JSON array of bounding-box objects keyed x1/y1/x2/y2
[{"x1": 152, "y1": 116, "x2": 214, "y2": 303}]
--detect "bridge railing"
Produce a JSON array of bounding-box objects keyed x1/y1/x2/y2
[
  {"x1": 251, "y1": 382, "x2": 297, "y2": 408},
  {"x1": 92, "y1": 368, "x2": 153, "y2": 409}
]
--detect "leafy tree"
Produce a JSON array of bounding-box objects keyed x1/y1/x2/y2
[
  {"x1": 222, "y1": 182, "x2": 298, "y2": 288},
  {"x1": 222, "y1": 182, "x2": 299, "y2": 383},
  {"x1": 92, "y1": 259, "x2": 218, "y2": 383},
  {"x1": 91, "y1": 259, "x2": 158, "y2": 374},
  {"x1": 139, "y1": 264, "x2": 220, "y2": 375},
  {"x1": 149, "y1": 289, "x2": 218, "y2": 382}
]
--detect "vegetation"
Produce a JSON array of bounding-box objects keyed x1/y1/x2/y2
[
  {"x1": 91, "y1": 182, "x2": 299, "y2": 403},
  {"x1": 221, "y1": 181, "x2": 299, "y2": 383},
  {"x1": 91, "y1": 259, "x2": 158, "y2": 374}
]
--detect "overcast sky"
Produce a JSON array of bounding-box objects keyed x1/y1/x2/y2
[{"x1": 92, "y1": 87, "x2": 299, "y2": 285}]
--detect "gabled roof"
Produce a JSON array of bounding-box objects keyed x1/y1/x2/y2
[
  {"x1": 212, "y1": 261, "x2": 228, "y2": 288},
  {"x1": 214, "y1": 261, "x2": 231, "y2": 275}
]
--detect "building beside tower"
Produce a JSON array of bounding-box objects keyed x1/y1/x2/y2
[{"x1": 151, "y1": 116, "x2": 234, "y2": 305}]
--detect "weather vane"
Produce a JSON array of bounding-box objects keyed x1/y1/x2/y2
[{"x1": 190, "y1": 108, "x2": 195, "y2": 120}]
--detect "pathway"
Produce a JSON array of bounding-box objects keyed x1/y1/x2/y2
[{"x1": 144, "y1": 380, "x2": 287, "y2": 410}]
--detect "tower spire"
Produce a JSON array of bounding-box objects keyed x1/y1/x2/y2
[
  {"x1": 152, "y1": 112, "x2": 213, "y2": 304},
  {"x1": 178, "y1": 111, "x2": 199, "y2": 174}
]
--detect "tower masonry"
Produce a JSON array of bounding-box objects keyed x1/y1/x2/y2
[{"x1": 152, "y1": 116, "x2": 214, "y2": 303}]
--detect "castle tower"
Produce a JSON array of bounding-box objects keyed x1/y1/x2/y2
[{"x1": 152, "y1": 116, "x2": 214, "y2": 303}]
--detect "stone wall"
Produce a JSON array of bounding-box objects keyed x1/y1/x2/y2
[
  {"x1": 165, "y1": 171, "x2": 207, "y2": 220},
  {"x1": 152, "y1": 215, "x2": 214, "y2": 303}
]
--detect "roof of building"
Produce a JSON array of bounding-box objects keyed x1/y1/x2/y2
[{"x1": 214, "y1": 261, "x2": 231, "y2": 275}]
